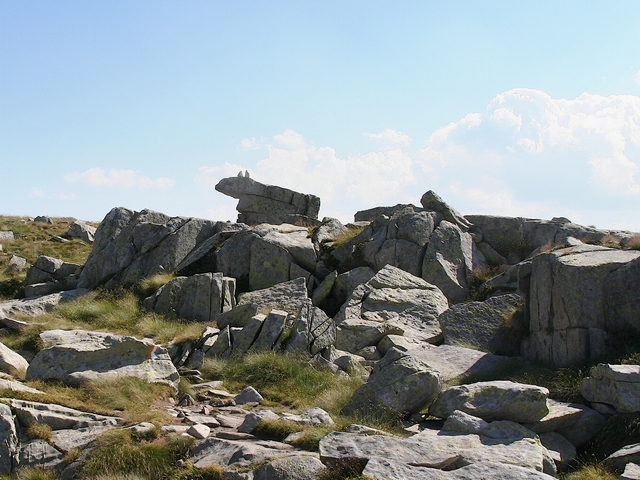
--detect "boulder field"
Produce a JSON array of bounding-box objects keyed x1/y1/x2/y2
[{"x1": 1, "y1": 176, "x2": 640, "y2": 478}]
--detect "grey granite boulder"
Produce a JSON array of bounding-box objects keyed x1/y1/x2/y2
[
  {"x1": 343, "y1": 344, "x2": 515, "y2": 417},
  {"x1": 0, "y1": 341, "x2": 29, "y2": 378},
  {"x1": 143, "y1": 272, "x2": 236, "y2": 322},
  {"x1": 335, "y1": 265, "x2": 448, "y2": 352},
  {"x1": 429, "y1": 380, "x2": 549, "y2": 423},
  {"x1": 215, "y1": 176, "x2": 320, "y2": 225},
  {"x1": 66, "y1": 220, "x2": 96, "y2": 243},
  {"x1": 438, "y1": 293, "x2": 525, "y2": 356},
  {"x1": 363, "y1": 458, "x2": 556, "y2": 479},
  {"x1": 581, "y1": 364, "x2": 640, "y2": 413},
  {"x1": 524, "y1": 245, "x2": 640, "y2": 366},
  {"x1": 421, "y1": 220, "x2": 474, "y2": 302},
  {"x1": 0, "y1": 404, "x2": 18, "y2": 475},
  {"x1": 77, "y1": 207, "x2": 224, "y2": 289},
  {"x1": 254, "y1": 455, "x2": 326, "y2": 480},
  {"x1": 26, "y1": 330, "x2": 180, "y2": 388}
]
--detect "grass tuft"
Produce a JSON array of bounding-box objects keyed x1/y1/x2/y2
[
  {"x1": 25, "y1": 422, "x2": 53, "y2": 441},
  {"x1": 251, "y1": 418, "x2": 303, "y2": 441},
  {"x1": 560, "y1": 464, "x2": 617, "y2": 480}
]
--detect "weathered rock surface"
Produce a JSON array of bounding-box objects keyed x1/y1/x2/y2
[
  {"x1": 143, "y1": 272, "x2": 236, "y2": 322},
  {"x1": 362, "y1": 457, "x2": 556, "y2": 479},
  {"x1": 77, "y1": 207, "x2": 225, "y2": 289},
  {"x1": 421, "y1": 220, "x2": 475, "y2": 302},
  {"x1": 343, "y1": 344, "x2": 515, "y2": 416},
  {"x1": 254, "y1": 455, "x2": 327, "y2": 480},
  {"x1": 438, "y1": 293, "x2": 525, "y2": 356},
  {"x1": 215, "y1": 176, "x2": 320, "y2": 225},
  {"x1": 190, "y1": 436, "x2": 295, "y2": 468},
  {"x1": 524, "y1": 245, "x2": 640, "y2": 366},
  {"x1": 335, "y1": 265, "x2": 448, "y2": 352},
  {"x1": 2, "y1": 398, "x2": 121, "y2": 429},
  {"x1": 465, "y1": 215, "x2": 611, "y2": 264},
  {"x1": 18, "y1": 440, "x2": 65, "y2": 470},
  {"x1": 65, "y1": 220, "x2": 96, "y2": 243},
  {"x1": 0, "y1": 404, "x2": 18, "y2": 475},
  {"x1": 604, "y1": 443, "x2": 640, "y2": 473},
  {"x1": 26, "y1": 330, "x2": 180, "y2": 388},
  {"x1": 429, "y1": 381, "x2": 549, "y2": 423},
  {"x1": 581, "y1": 364, "x2": 640, "y2": 413},
  {"x1": 0, "y1": 342, "x2": 28, "y2": 379},
  {"x1": 0, "y1": 289, "x2": 88, "y2": 318},
  {"x1": 320, "y1": 426, "x2": 551, "y2": 473}
]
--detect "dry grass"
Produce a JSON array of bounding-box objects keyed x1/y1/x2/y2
[
  {"x1": 622, "y1": 234, "x2": 640, "y2": 251},
  {"x1": 0, "y1": 289, "x2": 206, "y2": 354},
  {"x1": 24, "y1": 422, "x2": 53, "y2": 441},
  {"x1": 1, "y1": 376, "x2": 175, "y2": 425},
  {"x1": 560, "y1": 464, "x2": 617, "y2": 480}
]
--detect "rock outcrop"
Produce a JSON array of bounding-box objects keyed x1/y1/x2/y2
[
  {"x1": 26, "y1": 330, "x2": 180, "y2": 388},
  {"x1": 215, "y1": 176, "x2": 320, "y2": 225}
]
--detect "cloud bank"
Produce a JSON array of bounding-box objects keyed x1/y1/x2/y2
[
  {"x1": 198, "y1": 89, "x2": 640, "y2": 230},
  {"x1": 64, "y1": 168, "x2": 175, "y2": 189}
]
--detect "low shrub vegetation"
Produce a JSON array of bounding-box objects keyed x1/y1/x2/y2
[{"x1": 560, "y1": 464, "x2": 617, "y2": 480}]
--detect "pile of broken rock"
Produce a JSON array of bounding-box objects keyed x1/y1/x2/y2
[{"x1": 1, "y1": 176, "x2": 640, "y2": 478}]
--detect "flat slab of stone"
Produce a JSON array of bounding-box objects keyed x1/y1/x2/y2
[
  {"x1": 363, "y1": 457, "x2": 556, "y2": 480},
  {"x1": 429, "y1": 381, "x2": 549, "y2": 423},
  {"x1": 190, "y1": 437, "x2": 294, "y2": 468}
]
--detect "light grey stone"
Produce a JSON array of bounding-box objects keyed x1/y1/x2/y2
[
  {"x1": 421, "y1": 190, "x2": 472, "y2": 231},
  {"x1": 231, "y1": 315, "x2": 265, "y2": 356},
  {"x1": 438, "y1": 293, "x2": 525, "y2": 356},
  {"x1": 77, "y1": 207, "x2": 222, "y2": 289},
  {"x1": 215, "y1": 176, "x2": 320, "y2": 225},
  {"x1": 429, "y1": 380, "x2": 549, "y2": 423},
  {"x1": 621, "y1": 462, "x2": 640, "y2": 480},
  {"x1": 422, "y1": 220, "x2": 474, "y2": 302},
  {"x1": 50, "y1": 426, "x2": 111, "y2": 453},
  {"x1": 3, "y1": 398, "x2": 121, "y2": 430},
  {"x1": 4, "y1": 255, "x2": 27, "y2": 274},
  {"x1": 235, "y1": 387, "x2": 263, "y2": 405},
  {"x1": 0, "y1": 404, "x2": 18, "y2": 475},
  {"x1": 321, "y1": 427, "x2": 550, "y2": 473},
  {"x1": 555, "y1": 406, "x2": 605, "y2": 447},
  {"x1": 144, "y1": 273, "x2": 236, "y2": 322},
  {"x1": 238, "y1": 277, "x2": 308, "y2": 317},
  {"x1": 0, "y1": 378, "x2": 44, "y2": 395},
  {"x1": 581, "y1": 364, "x2": 640, "y2": 413},
  {"x1": 238, "y1": 410, "x2": 280, "y2": 434},
  {"x1": 0, "y1": 341, "x2": 29, "y2": 378},
  {"x1": 363, "y1": 457, "x2": 556, "y2": 480},
  {"x1": 249, "y1": 309, "x2": 288, "y2": 352},
  {"x1": 442, "y1": 410, "x2": 488, "y2": 434},
  {"x1": 526, "y1": 246, "x2": 640, "y2": 366},
  {"x1": 26, "y1": 329, "x2": 180, "y2": 388},
  {"x1": 0, "y1": 289, "x2": 88, "y2": 318},
  {"x1": 254, "y1": 455, "x2": 326, "y2": 480},
  {"x1": 335, "y1": 265, "x2": 448, "y2": 352},
  {"x1": 188, "y1": 424, "x2": 211, "y2": 439},
  {"x1": 539, "y1": 432, "x2": 576, "y2": 468},
  {"x1": 189, "y1": 436, "x2": 294, "y2": 468},
  {"x1": 343, "y1": 344, "x2": 516, "y2": 417},
  {"x1": 206, "y1": 326, "x2": 232, "y2": 358},
  {"x1": 66, "y1": 220, "x2": 96, "y2": 242},
  {"x1": 19, "y1": 440, "x2": 65, "y2": 469},
  {"x1": 523, "y1": 399, "x2": 592, "y2": 434}
]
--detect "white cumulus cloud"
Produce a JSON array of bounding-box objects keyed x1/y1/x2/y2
[
  {"x1": 365, "y1": 128, "x2": 412, "y2": 145},
  {"x1": 64, "y1": 168, "x2": 174, "y2": 189},
  {"x1": 240, "y1": 137, "x2": 260, "y2": 150},
  {"x1": 199, "y1": 89, "x2": 640, "y2": 230}
]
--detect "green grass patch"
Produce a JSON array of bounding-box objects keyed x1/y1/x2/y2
[
  {"x1": 287, "y1": 425, "x2": 336, "y2": 451},
  {"x1": 252, "y1": 418, "x2": 304, "y2": 441},
  {"x1": 0, "y1": 215, "x2": 96, "y2": 300},
  {"x1": 0, "y1": 288, "x2": 205, "y2": 353},
  {"x1": 10, "y1": 468, "x2": 59, "y2": 480},
  {"x1": 200, "y1": 352, "x2": 363, "y2": 412}
]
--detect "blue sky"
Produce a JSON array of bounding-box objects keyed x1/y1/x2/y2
[{"x1": 2, "y1": 2, "x2": 640, "y2": 230}]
